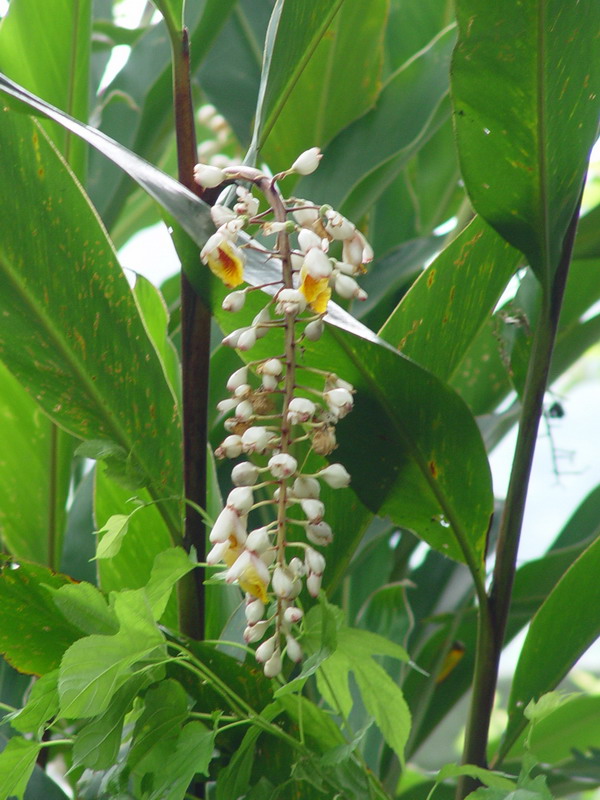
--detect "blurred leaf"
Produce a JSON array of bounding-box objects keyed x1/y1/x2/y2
[
  {"x1": 0, "y1": 0, "x2": 92, "y2": 179},
  {"x1": 573, "y1": 203, "x2": 600, "y2": 259},
  {"x1": 436, "y1": 763, "x2": 515, "y2": 791},
  {"x1": 9, "y1": 671, "x2": 59, "y2": 735},
  {"x1": 151, "y1": 0, "x2": 183, "y2": 36},
  {"x1": 379, "y1": 216, "x2": 521, "y2": 381},
  {"x1": 144, "y1": 547, "x2": 197, "y2": 621},
  {"x1": 0, "y1": 109, "x2": 182, "y2": 535},
  {"x1": 0, "y1": 737, "x2": 42, "y2": 800},
  {"x1": 297, "y1": 25, "x2": 455, "y2": 211},
  {"x1": 60, "y1": 467, "x2": 96, "y2": 583},
  {"x1": 140, "y1": 721, "x2": 215, "y2": 799},
  {"x1": 128, "y1": 679, "x2": 188, "y2": 769},
  {"x1": 451, "y1": 0, "x2": 600, "y2": 285},
  {"x1": 58, "y1": 589, "x2": 166, "y2": 718},
  {"x1": 0, "y1": 362, "x2": 75, "y2": 567},
  {"x1": 550, "y1": 484, "x2": 600, "y2": 551},
  {"x1": 384, "y1": 0, "x2": 454, "y2": 76},
  {"x1": 0, "y1": 560, "x2": 82, "y2": 675},
  {"x1": 260, "y1": 0, "x2": 387, "y2": 173},
  {"x1": 503, "y1": 534, "x2": 600, "y2": 758},
  {"x1": 72, "y1": 675, "x2": 149, "y2": 770}
]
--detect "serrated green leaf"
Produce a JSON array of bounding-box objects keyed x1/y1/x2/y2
[
  {"x1": 50, "y1": 582, "x2": 118, "y2": 636},
  {"x1": 0, "y1": 560, "x2": 82, "y2": 675},
  {"x1": 8, "y1": 671, "x2": 59, "y2": 735},
  {"x1": 128, "y1": 679, "x2": 188, "y2": 769},
  {"x1": 95, "y1": 515, "x2": 132, "y2": 560},
  {"x1": 451, "y1": 0, "x2": 600, "y2": 285},
  {"x1": 0, "y1": 737, "x2": 41, "y2": 800},
  {"x1": 72, "y1": 675, "x2": 148, "y2": 770},
  {"x1": 58, "y1": 589, "x2": 166, "y2": 718},
  {"x1": 144, "y1": 721, "x2": 215, "y2": 800},
  {"x1": 144, "y1": 548, "x2": 197, "y2": 621}
]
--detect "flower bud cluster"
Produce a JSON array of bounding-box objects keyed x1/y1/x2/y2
[{"x1": 195, "y1": 148, "x2": 369, "y2": 677}]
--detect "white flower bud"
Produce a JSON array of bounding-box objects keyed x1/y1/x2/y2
[
  {"x1": 217, "y1": 397, "x2": 240, "y2": 414},
  {"x1": 261, "y1": 358, "x2": 283, "y2": 377},
  {"x1": 342, "y1": 233, "x2": 364, "y2": 266},
  {"x1": 245, "y1": 598, "x2": 265, "y2": 624},
  {"x1": 206, "y1": 539, "x2": 230, "y2": 565},
  {"x1": 225, "y1": 549, "x2": 270, "y2": 585},
  {"x1": 234, "y1": 399, "x2": 254, "y2": 420},
  {"x1": 222, "y1": 290, "x2": 246, "y2": 312},
  {"x1": 288, "y1": 557, "x2": 306, "y2": 577},
  {"x1": 262, "y1": 374, "x2": 278, "y2": 391},
  {"x1": 287, "y1": 397, "x2": 316, "y2": 424},
  {"x1": 268, "y1": 453, "x2": 298, "y2": 479},
  {"x1": 298, "y1": 228, "x2": 324, "y2": 253},
  {"x1": 324, "y1": 210, "x2": 355, "y2": 241},
  {"x1": 233, "y1": 383, "x2": 252, "y2": 399},
  {"x1": 241, "y1": 427, "x2": 274, "y2": 454},
  {"x1": 293, "y1": 203, "x2": 320, "y2": 228},
  {"x1": 305, "y1": 547, "x2": 326, "y2": 576},
  {"x1": 261, "y1": 221, "x2": 292, "y2": 235},
  {"x1": 291, "y1": 252, "x2": 304, "y2": 271},
  {"x1": 307, "y1": 572, "x2": 322, "y2": 597},
  {"x1": 300, "y1": 498, "x2": 325, "y2": 524},
  {"x1": 272, "y1": 565, "x2": 301, "y2": 599},
  {"x1": 275, "y1": 288, "x2": 307, "y2": 316},
  {"x1": 226, "y1": 486, "x2": 254, "y2": 515},
  {"x1": 290, "y1": 147, "x2": 322, "y2": 176},
  {"x1": 335, "y1": 260, "x2": 361, "y2": 276},
  {"x1": 285, "y1": 635, "x2": 303, "y2": 663},
  {"x1": 223, "y1": 418, "x2": 238, "y2": 432},
  {"x1": 234, "y1": 186, "x2": 259, "y2": 217},
  {"x1": 211, "y1": 204, "x2": 237, "y2": 227},
  {"x1": 335, "y1": 378, "x2": 354, "y2": 392},
  {"x1": 237, "y1": 328, "x2": 257, "y2": 351},
  {"x1": 306, "y1": 521, "x2": 333, "y2": 546},
  {"x1": 216, "y1": 434, "x2": 242, "y2": 458},
  {"x1": 334, "y1": 274, "x2": 365, "y2": 300},
  {"x1": 304, "y1": 318, "x2": 324, "y2": 341},
  {"x1": 231, "y1": 462, "x2": 259, "y2": 487},
  {"x1": 260, "y1": 548, "x2": 276, "y2": 567},
  {"x1": 292, "y1": 476, "x2": 320, "y2": 499},
  {"x1": 303, "y1": 247, "x2": 332, "y2": 280},
  {"x1": 318, "y1": 463, "x2": 351, "y2": 488},
  {"x1": 222, "y1": 326, "x2": 249, "y2": 348},
  {"x1": 193, "y1": 162, "x2": 225, "y2": 188},
  {"x1": 243, "y1": 620, "x2": 269, "y2": 643},
  {"x1": 263, "y1": 650, "x2": 282, "y2": 677},
  {"x1": 324, "y1": 388, "x2": 353, "y2": 419},
  {"x1": 246, "y1": 526, "x2": 271, "y2": 554},
  {"x1": 256, "y1": 635, "x2": 277, "y2": 663},
  {"x1": 283, "y1": 606, "x2": 304, "y2": 625}
]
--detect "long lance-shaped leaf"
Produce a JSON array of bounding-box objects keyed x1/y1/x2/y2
[
  {"x1": 0, "y1": 107, "x2": 182, "y2": 536},
  {"x1": 0, "y1": 75, "x2": 492, "y2": 571},
  {"x1": 451, "y1": 0, "x2": 600, "y2": 287}
]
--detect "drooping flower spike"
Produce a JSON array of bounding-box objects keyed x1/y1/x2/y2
[{"x1": 194, "y1": 147, "x2": 372, "y2": 676}]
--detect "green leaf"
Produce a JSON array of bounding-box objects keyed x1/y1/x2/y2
[
  {"x1": 259, "y1": 0, "x2": 388, "y2": 173},
  {"x1": 451, "y1": 0, "x2": 600, "y2": 285},
  {"x1": 249, "y1": 0, "x2": 347, "y2": 156},
  {"x1": 0, "y1": 110, "x2": 182, "y2": 535},
  {"x1": 297, "y1": 25, "x2": 456, "y2": 212},
  {"x1": 50, "y1": 582, "x2": 118, "y2": 636},
  {"x1": 72, "y1": 675, "x2": 149, "y2": 770},
  {"x1": 142, "y1": 721, "x2": 215, "y2": 800},
  {"x1": 379, "y1": 216, "x2": 522, "y2": 382},
  {"x1": 94, "y1": 470, "x2": 178, "y2": 629},
  {"x1": 128, "y1": 679, "x2": 188, "y2": 769},
  {"x1": 503, "y1": 534, "x2": 600, "y2": 757},
  {"x1": 0, "y1": 361, "x2": 75, "y2": 567},
  {"x1": 436, "y1": 763, "x2": 515, "y2": 791},
  {"x1": 0, "y1": 737, "x2": 42, "y2": 800},
  {"x1": 151, "y1": 0, "x2": 184, "y2": 37},
  {"x1": 0, "y1": 560, "x2": 83, "y2": 675},
  {"x1": 0, "y1": 0, "x2": 91, "y2": 180},
  {"x1": 58, "y1": 589, "x2": 166, "y2": 718},
  {"x1": 144, "y1": 547, "x2": 197, "y2": 621},
  {"x1": 8, "y1": 671, "x2": 59, "y2": 735},
  {"x1": 94, "y1": 514, "x2": 132, "y2": 560}
]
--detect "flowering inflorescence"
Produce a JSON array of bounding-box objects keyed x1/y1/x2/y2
[{"x1": 195, "y1": 147, "x2": 372, "y2": 678}]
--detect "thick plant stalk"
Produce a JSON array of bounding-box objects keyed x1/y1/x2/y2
[
  {"x1": 456, "y1": 195, "x2": 583, "y2": 799},
  {"x1": 171, "y1": 27, "x2": 209, "y2": 641}
]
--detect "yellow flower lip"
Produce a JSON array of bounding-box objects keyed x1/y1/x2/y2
[
  {"x1": 201, "y1": 232, "x2": 245, "y2": 288},
  {"x1": 299, "y1": 268, "x2": 331, "y2": 313}
]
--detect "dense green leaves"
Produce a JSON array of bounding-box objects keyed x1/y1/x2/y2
[
  {"x1": 0, "y1": 737, "x2": 42, "y2": 800},
  {"x1": 452, "y1": 0, "x2": 600, "y2": 285}
]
